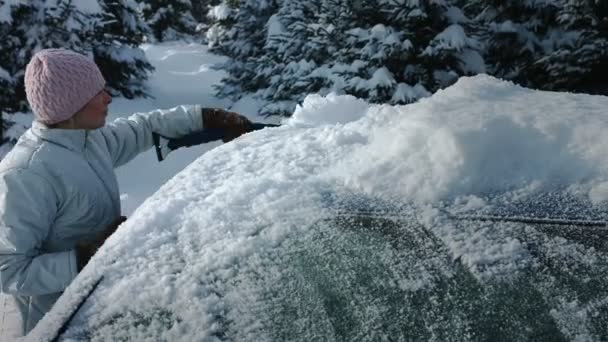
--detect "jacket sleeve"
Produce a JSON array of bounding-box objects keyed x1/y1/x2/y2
[
  {"x1": 0, "y1": 169, "x2": 78, "y2": 296},
  {"x1": 99, "y1": 105, "x2": 204, "y2": 168}
]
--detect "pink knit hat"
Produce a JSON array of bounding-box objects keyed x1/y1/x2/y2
[{"x1": 24, "y1": 49, "x2": 106, "y2": 124}]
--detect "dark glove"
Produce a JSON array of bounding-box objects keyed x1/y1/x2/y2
[
  {"x1": 75, "y1": 216, "x2": 127, "y2": 271},
  {"x1": 202, "y1": 108, "x2": 252, "y2": 142}
]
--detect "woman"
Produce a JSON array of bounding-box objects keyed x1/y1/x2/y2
[{"x1": 0, "y1": 49, "x2": 250, "y2": 338}]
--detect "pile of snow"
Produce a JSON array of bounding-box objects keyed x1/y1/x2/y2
[
  {"x1": 289, "y1": 75, "x2": 608, "y2": 205},
  {"x1": 30, "y1": 75, "x2": 608, "y2": 341}
]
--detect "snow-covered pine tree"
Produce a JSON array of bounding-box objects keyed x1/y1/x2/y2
[
  {"x1": 1, "y1": 0, "x2": 154, "y2": 151},
  {"x1": 2, "y1": 0, "x2": 92, "y2": 107},
  {"x1": 253, "y1": 0, "x2": 325, "y2": 115},
  {"x1": 416, "y1": 1, "x2": 484, "y2": 91},
  {"x1": 209, "y1": 0, "x2": 481, "y2": 116},
  {"x1": 0, "y1": 0, "x2": 96, "y2": 146},
  {"x1": 140, "y1": 0, "x2": 198, "y2": 42},
  {"x1": 0, "y1": 0, "x2": 19, "y2": 118},
  {"x1": 206, "y1": 0, "x2": 238, "y2": 49},
  {"x1": 529, "y1": 0, "x2": 608, "y2": 93},
  {"x1": 191, "y1": 0, "x2": 225, "y2": 23},
  {"x1": 305, "y1": 0, "x2": 359, "y2": 93},
  {"x1": 459, "y1": 0, "x2": 562, "y2": 88},
  {"x1": 308, "y1": 0, "x2": 480, "y2": 105},
  {"x1": 324, "y1": 0, "x2": 418, "y2": 104},
  {"x1": 93, "y1": 0, "x2": 154, "y2": 98},
  {"x1": 212, "y1": 0, "x2": 279, "y2": 100},
  {"x1": 0, "y1": 0, "x2": 14, "y2": 145},
  {"x1": 306, "y1": 0, "x2": 414, "y2": 103}
]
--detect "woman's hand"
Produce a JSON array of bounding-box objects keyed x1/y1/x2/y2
[
  {"x1": 202, "y1": 108, "x2": 252, "y2": 142},
  {"x1": 75, "y1": 216, "x2": 127, "y2": 271}
]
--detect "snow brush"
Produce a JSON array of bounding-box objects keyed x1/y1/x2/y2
[{"x1": 153, "y1": 122, "x2": 279, "y2": 161}]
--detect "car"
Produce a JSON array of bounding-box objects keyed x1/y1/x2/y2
[{"x1": 27, "y1": 76, "x2": 608, "y2": 341}]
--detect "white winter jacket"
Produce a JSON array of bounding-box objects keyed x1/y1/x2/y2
[{"x1": 0, "y1": 105, "x2": 203, "y2": 338}]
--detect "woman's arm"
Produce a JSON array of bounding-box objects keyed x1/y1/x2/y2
[
  {"x1": 98, "y1": 105, "x2": 204, "y2": 168},
  {"x1": 0, "y1": 169, "x2": 78, "y2": 296}
]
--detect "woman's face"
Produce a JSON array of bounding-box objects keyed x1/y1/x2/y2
[{"x1": 71, "y1": 89, "x2": 112, "y2": 130}]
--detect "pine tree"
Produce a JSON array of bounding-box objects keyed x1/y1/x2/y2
[
  {"x1": 0, "y1": 0, "x2": 95, "y2": 146},
  {"x1": 0, "y1": 0, "x2": 19, "y2": 116},
  {"x1": 418, "y1": 1, "x2": 484, "y2": 91},
  {"x1": 211, "y1": 0, "x2": 279, "y2": 99},
  {"x1": 0, "y1": 0, "x2": 154, "y2": 151},
  {"x1": 253, "y1": 0, "x2": 325, "y2": 115},
  {"x1": 205, "y1": 0, "x2": 238, "y2": 49},
  {"x1": 312, "y1": 0, "x2": 480, "y2": 107},
  {"x1": 10, "y1": 0, "x2": 153, "y2": 101},
  {"x1": 325, "y1": 0, "x2": 419, "y2": 104},
  {"x1": 191, "y1": 0, "x2": 225, "y2": 23},
  {"x1": 306, "y1": 0, "x2": 359, "y2": 93},
  {"x1": 140, "y1": 0, "x2": 198, "y2": 42},
  {"x1": 461, "y1": 0, "x2": 608, "y2": 94},
  {"x1": 459, "y1": 0, "x2": 561, "y2": 87},
  {"x1": 264, "y1": 0, "x2": 480, "y2": 114},
  {"x1": 93, "y1": 0, "x2": 154, "y2": 98},
  {"x1": 530, "y1": 0, "x2": 608, "y2": 93},
  {"x1": 1, "y1": 0, "x2": 30, "y2": 145},
  {"x1": 208, "y1": 0, "x2": 482, "y2": 116}
]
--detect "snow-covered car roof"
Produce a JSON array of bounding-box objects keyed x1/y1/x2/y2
[{"x1": 28, "y1": 75, "x2": 608, "y2": 341}]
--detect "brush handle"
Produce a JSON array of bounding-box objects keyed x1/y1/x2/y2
[{"x1": 167, "y1": 123, "x2": 279, "y2": 149}]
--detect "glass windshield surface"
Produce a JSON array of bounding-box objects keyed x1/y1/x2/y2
[{"x1": 59, "y1": 212, "x2": 608, "y2": 341}]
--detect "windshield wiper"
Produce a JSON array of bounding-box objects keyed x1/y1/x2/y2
[{"x1": 450, "y1": 215, "x2": 607, "y2": 227}]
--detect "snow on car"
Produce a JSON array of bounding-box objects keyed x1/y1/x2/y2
[{"x1": 28, "y1": 75, "x2": 608, "y2": 341}]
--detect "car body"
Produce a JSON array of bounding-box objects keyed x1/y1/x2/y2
[{"x1": 28, "y1": 76, "x2": 608, "y2": 341}]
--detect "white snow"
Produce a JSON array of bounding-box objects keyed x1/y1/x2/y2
[
  {"x1": 459, "y1": 48, "x2": 486, "y2": 74},
  {"x1": 370, "y1": 24, "x2": 388, "y2": 40},
  {"x1": 3, "y1": 112, "x2": 30, "y2": 141},
  {"x1": 425, "y1": 24, "x2": 472, "y2": 55},
  {"x1": 44, "y1": 0, "x2": 102, "y2": 14},
  {"x1": 492, "y1": 20, "x2": 519, "y2": 33},
  {"x1": 0, "y1": 2, "x2": 13, "y2": 23},
  {"x1": 330, "y1": 75, "x2": 608, "y2": 203},
  {"x1": 352, "y1": 67, "x2": 396, "y2": 93},
  {"x1": 0, "y1": 66, "x2": 11, "y2": 81},
  {"x1": 207, "y1": 2, "x2": 232, "y2": 21},
  {"x1": 104, "y1": 45, "x2": 147, "y2": 63},
  {"x1": 266, "y1": 14, "x2": 285, "y2": 38},
  {"x1": 445, "y1": 5, "x2": 468, "y2": 24},
  {"x1": 70, "y1": 0, "x2": 102, "y2": 14},
  {"x1": 287, "y1": 93, "x2": 369, "y2": 128},
  {"x1": 391, "y1": 82, "x2": 430, "y2": 103}
]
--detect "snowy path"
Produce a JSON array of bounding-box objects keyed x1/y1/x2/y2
[{"x1": 109, "y1": 42, "x2": 233, "y2": 215}]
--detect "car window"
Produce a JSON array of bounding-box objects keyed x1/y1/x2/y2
[{"x1": 58, "y1": 213, "x2": 608, "y2": 341}]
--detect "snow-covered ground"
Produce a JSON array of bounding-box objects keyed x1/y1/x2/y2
[
  {"x1": 30, "y1": 66, "x2": 608, "y2": 340},
  {"x1": 109, "y1": 42, "x2": 268, "y2": 214}
]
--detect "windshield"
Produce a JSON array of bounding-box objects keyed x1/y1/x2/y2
[{"x1": 56, "y1": 210, "x2": 608, "y2": 341}]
